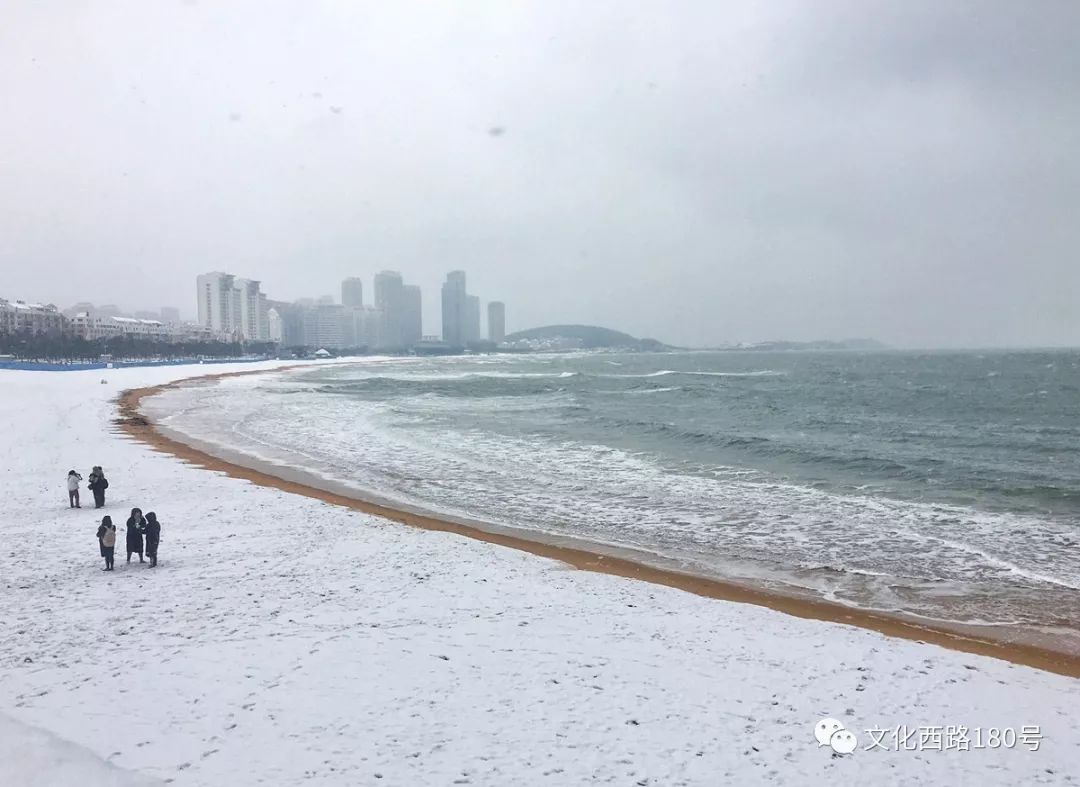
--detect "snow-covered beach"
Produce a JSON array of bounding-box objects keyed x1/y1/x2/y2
[{"x1": 2, "y1": 362, "x2": 1078, "y2": 786}]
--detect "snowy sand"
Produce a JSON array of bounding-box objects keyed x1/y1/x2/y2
[{"x1": 1, "y1": 362, "x2": 1077, "y2": 786}]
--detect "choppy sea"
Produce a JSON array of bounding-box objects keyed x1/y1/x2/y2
[{"x1": 145, "y1": 350, "x2": 1080, "y2": 649}]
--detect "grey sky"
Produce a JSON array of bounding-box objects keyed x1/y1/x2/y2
[{"x1": 2, "y1": 1, "x2": 1077, "y2": 348}]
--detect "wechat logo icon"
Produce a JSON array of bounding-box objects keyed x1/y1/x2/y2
[{"x1": 815, "y1": 718, "x2": 858, "y2": 755}]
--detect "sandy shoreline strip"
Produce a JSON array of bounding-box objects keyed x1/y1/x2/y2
[{"x1": 115, "y1": 365, "x2": 1080, "y2": 679}]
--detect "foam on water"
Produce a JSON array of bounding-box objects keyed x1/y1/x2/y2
[{"x1": 600, "y1": 369, "x2": 784, "y2": 378}]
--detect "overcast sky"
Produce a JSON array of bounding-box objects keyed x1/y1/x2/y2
[{"x1": 1, "y1": 1, "x2": 1077, "y2": 348}]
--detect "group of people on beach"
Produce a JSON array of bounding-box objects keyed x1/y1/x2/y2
[
  {"x1": 96, "y1": 508, "x2": 162, "y2": 570},
  {"x1": 67, "y1": 469, "x2": 162, "y2": 570},
  {"x1": 66, "y1": 467, "x2": 109, "y2": 508}
]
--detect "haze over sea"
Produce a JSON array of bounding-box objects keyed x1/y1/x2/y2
[{"x1": 147, "y1": 350, "x2": 1080, "y2": 651}]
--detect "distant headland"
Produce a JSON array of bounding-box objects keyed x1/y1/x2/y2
[
  {"x1": 502, "y1": 325, "x2": 670, "y2": 352},
  {"x1": 500, "y1": 326, "x2": 887, "y2": 353}
]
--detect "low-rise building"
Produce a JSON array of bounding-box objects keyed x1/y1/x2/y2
[
  {"x1": 168, "y1": 322, "x2": 222, "y2": 343},
  {"x1": 112, "y1": 316, "x2": 170, "y2": 340},
  {"x1": 69, "y1": 313, "x2": 123, "y2": 341},
  {"x1": 71, "y1": 313, "x2": 172, "y2": 341},
  {"x1": 0, "y1": 299, "x2": 68, "y2": 335}
]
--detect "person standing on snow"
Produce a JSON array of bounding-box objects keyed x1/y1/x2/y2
[
  {"x1": 87, "y1": 466, "x2": 109, "y2": 509},
  {"x1": 66, "y1": 470, "x2": 83, "y2": 508},
  {"x1": 144, "y1": 512, "x2": 161, "y2": 568},
  {"x1": 125, "y1": 507, "x2": 146, "y2": 564},
  {"x1": 96, "y1": 516, "x2": 116, "y2": 570}
]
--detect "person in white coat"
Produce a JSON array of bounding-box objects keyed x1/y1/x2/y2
[{"x1": 66, "y1": 470, "x2": 83, "y2": 508}]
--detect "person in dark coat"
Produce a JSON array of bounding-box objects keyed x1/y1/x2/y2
[
  {"x1": 126, "y1": 507, "x2": 146, "y2": 564},
  {"x1": 87, "y1": 466, "x2": 109, "y2": 508},
  {"x1": 96, "y1": 516, "x2": 108, "y2": 558},
  {"x1": 144, "y1": 512, "x2": 161, "y2": 568},
  {"x1": 96, "y1": 516, "x2": 116, "y2": 571}
]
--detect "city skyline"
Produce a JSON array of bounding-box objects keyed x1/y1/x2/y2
[
  {"x1": 187, "y1": 268, "x2": 509, "y2": 350},
  {"x1": 7, "y1": 266, "x2": 523, "y2": 347},
  {"x1": 0, "y1": 262, "x2": 513, "y2": 351}
]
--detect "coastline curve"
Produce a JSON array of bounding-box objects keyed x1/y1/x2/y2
[{"x1": 114, "y1": 364, "x2": 1080, "y2": 679}]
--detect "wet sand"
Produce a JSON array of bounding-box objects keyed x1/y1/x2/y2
[{"x1": 115, "y1": 366, "x2": 1080, "y2": 679}]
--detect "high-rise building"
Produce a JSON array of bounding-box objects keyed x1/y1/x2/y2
[
  {"x1": 160, "y1": 307, "x2": 181, "y2": 324},
  {"x1": 341, "y1": 278, "x2": 364, "y2": 309},
  {"x1": 256, "y1": 294, "x2": 268, "y2": 340},
  {"x1": 196, "y1": 272, "x2": 237, "y2": 335},
  {"x1": 267, "y1": 300, "x2": 306, "y2": 346},
  {"x1": 235, "y1": 278, "x2": 269, "y2": 341},
  {"x1": 197, "y1": 272, "x2": 269, "y2": 341},
  {"x1": 341, "y1": 277, "x2": 369, "y2": 348},
  {"x1": 374, "y1": 270, "x2": 404, "y2": 350},
  {"x1": 345, "y1": 305, "x2": 381, "y2": 349},
  {"x1": 401, "y1": 285, "x2": 422, "y2": 347},
  {"x1": 267, "y1": 308, "x2": 283, "y2": 343},
  {"x1": 465, "y1": 295, "x2": 481, "y2": 343},
  {"x1": 303, "y1": 303, "x2": 345, "y2": 349},
  {"x1": 488, "y1": 301, "x2": 506, "y2": 343},
  {"x1": 441, "y1": 270, "x2": 467, "y2": 347}
]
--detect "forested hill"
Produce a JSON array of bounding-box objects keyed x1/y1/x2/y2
[{"x1": 503, "y1": 325, "x2": 670, "y2": 351}]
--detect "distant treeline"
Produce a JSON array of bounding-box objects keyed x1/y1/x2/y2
[{"x1": 0, "y1": 331, "x2": 278, "y2": 362}]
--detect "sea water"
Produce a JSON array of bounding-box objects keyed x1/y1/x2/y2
[{"x1": 145, "y1": 350, "x2": 1080, "y2": 646}]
